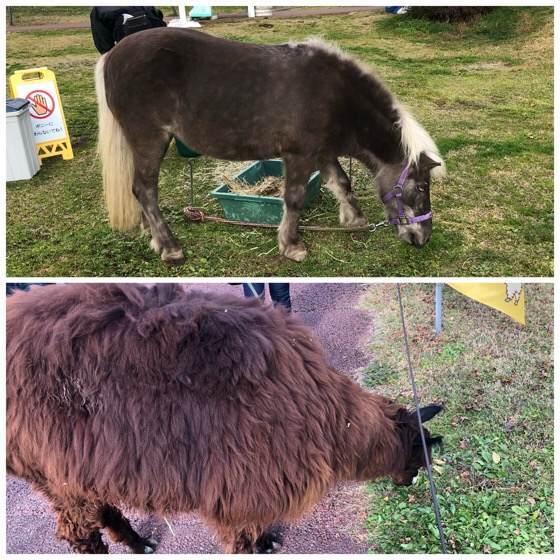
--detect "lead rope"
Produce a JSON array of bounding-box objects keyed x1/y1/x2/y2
[
  {"x1": 396, "y1": 284, "x2": 448, "y2": 554},
  {"x1": 183, "y1": 157, "x2": 387, "y2": 233},
  {"x1": 246, "y1": 282, "x2": 259, "y2": 298}
]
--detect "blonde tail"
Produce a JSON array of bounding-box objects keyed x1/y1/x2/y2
[{"x1": 95, "y1": 55, "x2": 141, "y2": 230}]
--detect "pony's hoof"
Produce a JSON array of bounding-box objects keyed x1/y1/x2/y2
[
  {"x1": 256, "y1": 531, "x2": 282, "y2": 554},
  {"x1": 132, "y1": 537, "x2": 157, "y2": 554},
  {"x1": 281, "y1": 243, "x2": 307, "y2": 262},
  {"x1": 162, "y1": 248, "x2": 185, "y2": 266},
  {"x1": 342, "y1": 214, "x2": 368, "y2": 228}
]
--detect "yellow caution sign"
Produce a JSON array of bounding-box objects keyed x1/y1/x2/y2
[
  {"x1": 448, "y1": 283, "x2": 525, "y2": 325},
  {"x1": 9, "y1": 67, "x2": 73, "y2": 161}
]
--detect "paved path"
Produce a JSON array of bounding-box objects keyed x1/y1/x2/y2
[
  {"x1": 7, "y1": 7, "x2": 381, "y2": 33},
  {"x1": 6, "y1": 283, "x2": 376, "y2": 554}
]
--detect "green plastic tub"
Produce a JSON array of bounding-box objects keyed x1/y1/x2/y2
[
  {"x1": 176, "y1": 138, "x2": 200, "y2": 158},
  {"x1": 211, "y1": 160, "x2": 321, "y2": 225}
]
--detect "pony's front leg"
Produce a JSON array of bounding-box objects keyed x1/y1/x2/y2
[
  {"x1": 278, "y1": 156, "x2": 313, "y2": 262},
  {"x1": 321, "y1": 159, "x2": 367, "y2": 228},
  {"x1": 101, "y1": 504, "x2": 157, "y2": 553},
  {"x1": 132, "y1": 158, "x2": 185, "y2": 266},
  {"x1": 214, "y1": 523, "x2": 268, "y2": 553},
  {"x1": 51, "y1": 493, "x2": 108, "y2": 553}
]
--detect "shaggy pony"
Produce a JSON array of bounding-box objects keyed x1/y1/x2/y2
[
  {"x1": 7, "y1": 284, "x2": 442, "y2": 553},
  {"x1": 97, "y1": 29, "x2": 444, "y2": 264}
]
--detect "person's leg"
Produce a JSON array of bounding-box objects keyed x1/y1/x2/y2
[
  {"x1": 268, "y1": 283, "x2": 291, "y2": 311},
  {"x1": 243, "y1": 283, "x2": 265, "y2": 301}
]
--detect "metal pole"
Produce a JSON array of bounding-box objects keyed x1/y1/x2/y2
[
  {"x1": 397, "y1": 285, "x2": 448, "y2": 553},
  {"x1": 435, "y1": 283, "x2": 443, "y2": 335},
  {"x1": 188, "y1": 159, "x2": 194, "y2": 207}
]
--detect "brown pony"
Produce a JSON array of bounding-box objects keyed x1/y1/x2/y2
[
  {"x1": 7, "y1": 284, "x2": 443, "y2": 553},
  {"x1": 96, "y1": 29, "x2": 445, "y2": 265}
]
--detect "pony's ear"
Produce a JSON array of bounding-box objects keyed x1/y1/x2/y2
[
  {"x1": 419, "y1": 151, "x2": 442, "y2": 171},
  {"x1": 419, "y1": 404, "x2": 443, "y2": 423}
]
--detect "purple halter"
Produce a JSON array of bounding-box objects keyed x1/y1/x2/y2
[{"x1": 381, "y1": 164, "x2": 433, "y2": 226}]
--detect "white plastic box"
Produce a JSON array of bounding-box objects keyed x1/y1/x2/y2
[{"x1": 6, "y1": 99, "x2": 40, "y2": 181}]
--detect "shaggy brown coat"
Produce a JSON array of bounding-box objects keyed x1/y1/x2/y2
[{"x1": 7, "y1": 284, "x2": 440, "y2": 553}]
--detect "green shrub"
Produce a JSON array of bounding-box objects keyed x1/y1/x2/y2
[{"x1": 407, "y1": 7, "x2": 495, "y2": 23}]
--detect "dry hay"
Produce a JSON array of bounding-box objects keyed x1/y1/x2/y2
[
  {"x1": 221, "y1": 174, "x2": 284, "y2": 197},
  {"x1": 211, "y1": 159, "x2": 284, "y2": 197}
]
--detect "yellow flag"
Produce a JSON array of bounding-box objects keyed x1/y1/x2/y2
[{"x1": 447, "y1": 283, "x2": 525, "y2": 325}]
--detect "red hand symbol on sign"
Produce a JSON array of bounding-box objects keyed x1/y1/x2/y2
[
  {"x1": 26, "y1": 90, "x2": 55, "y2": 119},
  {"x1": 31, "y1": 93, "x2": 49, "y2": 116}
]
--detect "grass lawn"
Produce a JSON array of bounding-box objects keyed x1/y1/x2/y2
[
  {"x1": 360, "y1": 283, "x2": 553, "y2": 553},
  {"x1": 6, "y1": 6, "x2": 245, "y2": 26},
  {"x1": 6, "y1": 7, "x2": 553, "y2": 277}
]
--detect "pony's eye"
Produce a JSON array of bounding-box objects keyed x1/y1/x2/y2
[{"x1": 417, "y1": 181, "x2": 429, "y2": 192}]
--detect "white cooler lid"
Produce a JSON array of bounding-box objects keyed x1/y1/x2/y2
[{"x1": 6, "y1": 98, "x2": 31, "y2": 118}]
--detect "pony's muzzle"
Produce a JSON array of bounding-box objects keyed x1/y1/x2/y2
[{"x1": 397, "y1": 223, "x2": 431, "y2": 247}]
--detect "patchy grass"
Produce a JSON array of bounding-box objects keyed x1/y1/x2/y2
[
  {"x1": 362, "y1": 361, "x2": 398, "y2": 388},
  {"x1": 360, "y1": 284, "x2": 553, "y2": 553},
  {"x1": 6, "y1": 7, "x2": 553, "y2": 277}
]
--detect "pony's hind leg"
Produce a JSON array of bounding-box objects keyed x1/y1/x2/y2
[
  {"x1": 321, "y1": 159, "x2": 367, "y2": 227},
  {"x1": 256, "y1": 528, "x2": 282, "y2": 553},
  {"x1": 278, "y1": 155, "x2": 314, "y2": 262},
  {"x1": 140, "y1": 211, "x2": 151, "y2": 235},
  {"x1": 101, "y1": 504, "x2": 157, "y2": 554},
  {"x1": 217, "y1": 526, "x2": 281, "y2": 554},
  {"x1": 131, "y1": 136, "x2": 185, "y2": 266},
  {"x1": 51, "y1": 494, "x2": 108, "y2": 553}
]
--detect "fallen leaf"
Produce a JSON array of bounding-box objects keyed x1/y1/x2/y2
[
  {"x1": 492, "y1": 452, "x2": 501, "y2": 464},
  {"x1": 527, "y1": 497, "x2": 536, "y2": 506}
]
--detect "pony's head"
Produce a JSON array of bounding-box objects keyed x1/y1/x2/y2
[
  {"x1": 390, "y1": 404, "x2": 443, "y2": 486},
  {"x1": 376, "y1": 152, "x2": 442, "y2": 247}
]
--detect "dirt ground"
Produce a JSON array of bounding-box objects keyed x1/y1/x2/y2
[{"x1": 6, "y1": 283, "x2": 377, "y2": 553}]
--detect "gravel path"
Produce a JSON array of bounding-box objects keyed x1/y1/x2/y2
[
  {"x1": 6, "y1": 7, "x2": 381, "y2": 33},
  {"x1": 6, "y1": 283, "x2": 376, "y2": 554}
]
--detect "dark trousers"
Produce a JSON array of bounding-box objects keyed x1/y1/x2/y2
[{"x1": 242, "y1": 283, "x2": 291, "y2": 311}]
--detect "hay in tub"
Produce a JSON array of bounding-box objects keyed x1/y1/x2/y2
[{"x1": 220, "y1": 174, "x2": 284, "y2": 197}]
